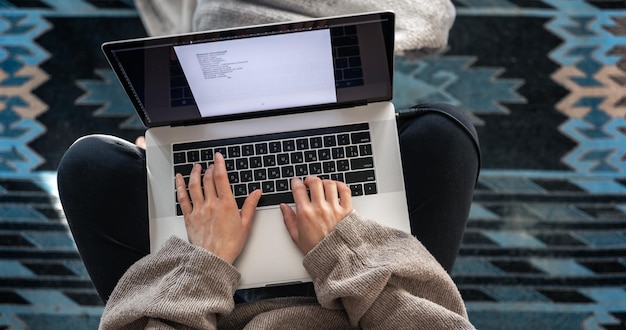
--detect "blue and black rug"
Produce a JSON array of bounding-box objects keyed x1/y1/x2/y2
[{"x1": 1, "y1": 0, "x2": 625, "y2": 329}]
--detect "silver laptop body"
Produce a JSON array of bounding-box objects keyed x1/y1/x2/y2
[{"x1": 102, "y1": 11, "x2": 410, "y2": 289}]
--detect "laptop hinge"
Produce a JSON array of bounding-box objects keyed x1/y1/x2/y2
[{"x1": 168, "y1": 101, "x2": 371, "y2": 127}]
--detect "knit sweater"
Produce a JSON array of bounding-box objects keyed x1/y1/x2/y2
[
  {"x1": 99, "y1": 212, "x2": 475, "y2": 329},
  {"x1": 134, "y1": 0, "x2": 456, "y2": 56}
]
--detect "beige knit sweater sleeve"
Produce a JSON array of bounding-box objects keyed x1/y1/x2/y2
[
  {"x1": 99, "y1": 212, "x2": 474, "y2": 329},
  {"x1": 99, "y1": 237, "x2": 240, "y2": 329},
  {"x1": 305, "y1": 212, "x2": 473, "y2": 329}
]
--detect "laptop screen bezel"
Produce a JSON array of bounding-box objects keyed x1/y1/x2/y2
[{"x1": 101, "y1": 11, "x2": 395, "y2": 128}]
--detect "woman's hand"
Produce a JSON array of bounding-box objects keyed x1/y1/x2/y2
[
  {"x1": 280, "y1": 176, "x2": 353, "y2": 255},
  {"x1": 175, "y1": 152, "x2": 261, "y2": 264}
]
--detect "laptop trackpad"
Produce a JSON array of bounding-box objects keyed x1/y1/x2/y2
[{"x1": 235, "y1": 206, "x2": 311, "y2": 289}]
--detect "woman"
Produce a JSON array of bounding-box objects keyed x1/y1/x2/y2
[{"x1": 58, "y1": 103, "x2": 480, "y2": 329}]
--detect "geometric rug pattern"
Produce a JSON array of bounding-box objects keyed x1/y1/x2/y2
[
  {"x1": 439, "y1": 1, "x2": 626, "y2": 329},
  {"x1": 1, "y1": 0, "x2": 625, "y2": 328}
]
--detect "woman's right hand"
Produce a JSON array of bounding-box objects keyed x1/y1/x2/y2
[{"x1": 280, "y1": 176, "x2": 353, "y2": 255}]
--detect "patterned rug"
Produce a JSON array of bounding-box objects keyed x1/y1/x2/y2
[{"x1": 1, "y1": 0, "x2": 625, "y2": 329}]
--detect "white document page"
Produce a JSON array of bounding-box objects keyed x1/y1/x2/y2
[{"x1": 173, "y1": 29, "x2": 337, "y2": 118}]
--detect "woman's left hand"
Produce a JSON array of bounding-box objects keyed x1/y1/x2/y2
[{"x1": 175, "y1": 152, "x2": 262, "y2": 264}]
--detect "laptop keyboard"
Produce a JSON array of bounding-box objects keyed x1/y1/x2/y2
[{"x1": 172, "y1": 123, "x2": 377, "y2": 215}]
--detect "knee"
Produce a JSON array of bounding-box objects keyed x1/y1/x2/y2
[
  {"x1": 58, "y1": 135, "x2": 145, "y2": 185},
  {"x1": 398, "y1": 103, "x2": 481, "y2": 183},
  {"x1": 400, "y1": 104, "x2": 480, "y2": 157},
  {"x1": 400, "y1": 104, "x2": 478, "y2": 145}
]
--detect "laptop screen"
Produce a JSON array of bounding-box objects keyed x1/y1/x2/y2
[{"x1": 102, "y1": 12, "x2": 394, "y2": 127}]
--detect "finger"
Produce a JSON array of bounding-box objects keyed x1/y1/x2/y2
[
  {"x1": 337, "y1": 181, "x2": 353, "y2": 211},
  {"x1": 291, "y1": 178, "x2": 310, "y2": 207},
  {"x1": 280, "y1": 203, "x2": 299, "y2": 242},
  {"x1": 203, "y1": 164, "x2": 216, "y2": 199},
  {"x1": 305, "y1": 176, "x2": 324, "y2": 204},
  {"x1": 323, "y1": 180, "x2": 339, "y2": 204},
  {"x1": 240, "y1": 189, "x2": 262, "y2": 227},
  {"x1": 213, "y1": 152, "x2": 233, "y2": 198},
  {"x1": 175, "y1": 173, "x2": 193, "y2": 215},
  {"x1": 188, "y1": 163, "x2": 205, "y2": 204}
]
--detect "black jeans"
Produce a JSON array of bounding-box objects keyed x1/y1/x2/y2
[{"x1": 57, "y1": 103, "x2": 480, "y2": 302}]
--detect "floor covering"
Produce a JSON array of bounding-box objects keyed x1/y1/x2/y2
[{"x1": 0, "y1": 0, "x2": 625, "y2": 328}]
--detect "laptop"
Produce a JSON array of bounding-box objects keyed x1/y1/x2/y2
[{"x1": 102, "y1": 11, "x2": 410, "y2": 289}]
